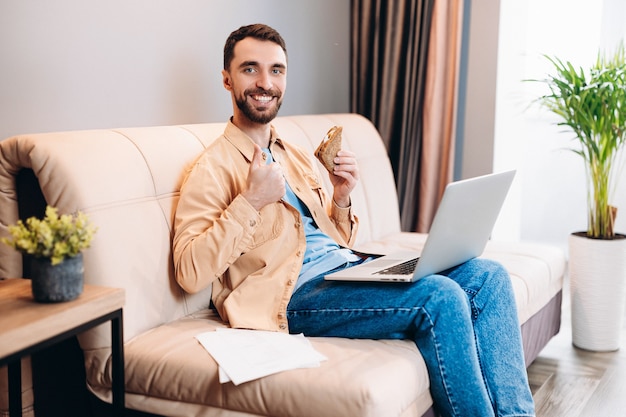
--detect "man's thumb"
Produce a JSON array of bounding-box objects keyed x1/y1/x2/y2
[{"x1": 250, "y1": 144, "x2": 264, "y2": 167}]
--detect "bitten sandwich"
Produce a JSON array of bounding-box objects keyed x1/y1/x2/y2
[{"x1": 314, "y1": 126, "x2": 343, "y2": 173}]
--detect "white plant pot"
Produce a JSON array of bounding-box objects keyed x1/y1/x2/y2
[{"x1": 569, "y1": 232, "x2": 626, "y2": 351}]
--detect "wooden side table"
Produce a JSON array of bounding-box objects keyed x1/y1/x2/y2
[{"x1": 0, "y1": 278, "x2": 125, "y2": 417}]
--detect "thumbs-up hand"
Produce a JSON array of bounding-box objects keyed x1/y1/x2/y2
[{"x1": 242, "y1": 144, "x2": 286, "y2": 211}]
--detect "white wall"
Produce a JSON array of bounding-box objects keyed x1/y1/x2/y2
[
  {"x1": 494, "y1": 0, "x2": 626, "y2": 253},
  {"x1": 0, "y1": 0, "x2": 350, "y2": 140}
]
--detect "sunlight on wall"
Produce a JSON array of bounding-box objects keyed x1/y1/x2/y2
[{"x1": 493, "y1": 0, "x2": 626, "y2": 254}]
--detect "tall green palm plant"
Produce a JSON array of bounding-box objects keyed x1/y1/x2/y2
[{"x1": 535, "y1": 43, "x2": 626, "y2": 239}]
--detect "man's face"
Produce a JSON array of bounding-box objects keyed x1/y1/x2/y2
[{"x1": 223, "y1": 37, "x2": 287, "y2": 125}]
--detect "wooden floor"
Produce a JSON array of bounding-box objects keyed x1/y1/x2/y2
[{"x1": 527, "y1": 278, "x2": 626, "y2": 417}]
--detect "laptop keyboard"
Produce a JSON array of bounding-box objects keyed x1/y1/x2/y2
[{"x1": 374, "y1": 257, "x2": 419, "y2": 275}]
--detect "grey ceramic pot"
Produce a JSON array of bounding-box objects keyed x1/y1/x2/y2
[{"x1": 30, "y1": 253, "x2": 84, "y2": 302}]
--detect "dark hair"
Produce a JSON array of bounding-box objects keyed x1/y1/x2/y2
[{"x1": 223, "y1": 24, "x2": 287, "y2": 70}]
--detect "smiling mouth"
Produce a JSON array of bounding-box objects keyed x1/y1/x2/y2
[{"x1": 250, "y1": 94, "x2": 275, "y2": 104}]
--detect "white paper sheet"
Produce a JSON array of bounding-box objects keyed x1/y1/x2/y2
[{"x1": 195, "y1": 328, "x2": 327, "y2": 385}]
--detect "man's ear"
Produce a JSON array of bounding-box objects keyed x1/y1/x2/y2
[{"x1": 222, "y1": 69, "x2": 233, "y2": 91}]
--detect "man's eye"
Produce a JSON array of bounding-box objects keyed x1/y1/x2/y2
[{"x1": 244, "y1": 67, "x2": 256, "y2": 73}]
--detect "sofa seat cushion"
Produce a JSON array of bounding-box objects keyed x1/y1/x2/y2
[
  {"x1": 89, "y1": 309, "x2": 432, "y2": 417},
  {"x1": 354, "y1": 232, "x2": 566, "y2": 323}
]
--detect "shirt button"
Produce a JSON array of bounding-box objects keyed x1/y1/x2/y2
[
  {"x1": 296, "y1": 250, "x2": 302, "y2": 257},
  {"x1": 278, "y1": 313, "x2": 284, "y2": 319},
  {"x1": 279, "y1": 323, "x2": 287, "y2": 330},
  {"x1": 287, "y1": 280, "x2": 294, "y2": 286},
  {"x1": 249, "y1": 219, "x2": 256, "y2": 227}
]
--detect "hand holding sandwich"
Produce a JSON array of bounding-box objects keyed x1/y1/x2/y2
[
  {"x1": 315, "y1": 126, "x2": 359, "y2": 208},
  {"x1": 330, "y1": 149, "x2": 359, "y2": 208}
]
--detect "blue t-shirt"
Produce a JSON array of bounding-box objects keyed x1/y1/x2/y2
[{"x1": 262, "y1": 148, "x2": 359, "y2": 291}]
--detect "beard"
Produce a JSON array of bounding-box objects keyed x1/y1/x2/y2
[{"x1": 235, "y1": 88, "x2": 283, "y2": 124}]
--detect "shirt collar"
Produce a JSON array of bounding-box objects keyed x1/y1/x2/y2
[{"x1": 224, "y1": 119, "x2": 285, "y2": 162}]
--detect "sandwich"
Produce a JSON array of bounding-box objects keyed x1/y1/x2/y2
[{"x1": 314, "y1": 125, "x2": 343, "y2": 173}]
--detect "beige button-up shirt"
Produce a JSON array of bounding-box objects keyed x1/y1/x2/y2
[{"x1": 173, "y1": 121, "x2": 358, "y2": 332}]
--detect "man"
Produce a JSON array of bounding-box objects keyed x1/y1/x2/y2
[{"x1": 173, "y1": 23, "x2": 535, "y2": 417}]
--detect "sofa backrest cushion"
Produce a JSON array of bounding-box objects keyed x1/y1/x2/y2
[{"x1": 0, "y1": 113, "x2": 400, "y2": 346}]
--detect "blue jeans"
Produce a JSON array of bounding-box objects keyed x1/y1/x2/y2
[{"x1": 287, "y1": 258, "x2": 535, "y2": 417}]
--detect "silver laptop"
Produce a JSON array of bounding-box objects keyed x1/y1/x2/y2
[{"x1": 325, "y1": 170, "x2": 516, "y2": 283}]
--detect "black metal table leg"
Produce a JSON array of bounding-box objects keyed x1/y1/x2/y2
[
  {"x1": 8, "y1": 359, "x2": 22, "y2": 417},
  {"x1": 111, "y1": 309, "x2": 125, "y2": 414}
]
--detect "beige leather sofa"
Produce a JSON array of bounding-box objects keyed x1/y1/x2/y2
[{"x1": 0, "y1": 113, "x2": 565, "y2": 417}]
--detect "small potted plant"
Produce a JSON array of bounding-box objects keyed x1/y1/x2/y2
[
  {"x1": 2, "y1": 205, "x2": 97, "y2": 302},
  {"x1": 532, "y1": 43, "x2": 626, "y2": 351}
]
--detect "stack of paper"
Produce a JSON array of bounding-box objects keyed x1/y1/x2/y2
[{"x1": 195, "y1": 328, "x2": 327, "y2": 385}]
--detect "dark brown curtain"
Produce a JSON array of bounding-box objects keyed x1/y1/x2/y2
[{"x1": 350, "y1": 0, "x2": 463, "y2": 232}]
